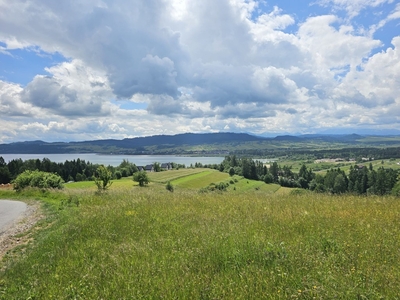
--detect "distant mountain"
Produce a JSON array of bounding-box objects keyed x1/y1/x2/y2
[
  {"x1": 0, "y1": 132, "x2": 265, "y2": 154},
  {"x1": 80, "y1": 132, "x2": 264, "y2": 148},
  {"x1": 1, "y1": 132, "x2": 399, "y2": 155}
]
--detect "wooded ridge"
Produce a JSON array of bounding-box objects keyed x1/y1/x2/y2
[{"x1": 1, "y1": 132, "x2": 400, "y2": 155}]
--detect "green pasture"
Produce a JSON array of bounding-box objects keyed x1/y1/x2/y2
[
  {"x1": 171, "y1": 170, "x2": 229, "y2": 189},
  {"x1": 1, "y1": 167, "x2": 400, "y2": 299},
  {"x1": 148, "y1": 168, "x2": 207, "y2": 183},
  {"x1": 1, "y1": 187, "x2": 400, "y2": 299},
  {"x1": 64, "y1": 176, "x2": 136, "y2": 190}
]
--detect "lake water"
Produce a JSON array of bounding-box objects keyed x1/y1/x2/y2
[{"x1": 0, "y1": 153, "x2": 225, "y2": 167}]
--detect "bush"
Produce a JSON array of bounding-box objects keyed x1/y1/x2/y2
[
  {"x1": 115, "y1": 171, "x2": 122, "y2": 180},
  {"x1": 133, "y1": 171, "x2": 150, "y2": 187},
  {"x1": 13, "y1": 170, "x2": 64, "y2": 191},
  {"x1": 120, "y1": 168, "x2": 129, "y2": 177},
  {"x1": 166, "y1": 181, "x2": 174, "y2": 192}
]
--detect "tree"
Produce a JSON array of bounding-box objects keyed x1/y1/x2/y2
[
  {"x1": 333, "y1": 174, "x2": 347, "y2": 194},
  {"x1": 0, "y1": 156, "x2": 6, "y2": 167},
  {"x1": 153, "y1": 162, "x2": 161, "y2": 172},
  {"x1": 133, "y1": 171, "x2": 149, "y2": 187},
  {"x1": 0, "y1": 166, "x2": 11, "y2": 184},
  {"x1": 118, "y1": 159, "x2": 138, "y2": 175},
  {"x1": 324, "y1": 168, "x2": 348, "y2": 194},
  {"x1": 94, "y1": 165, "x2": 113, "y2": 191},
  {"x1": 241, "y1": 159, "x2": 251, "y2": 179},
  {"x1": 269, "y1": 162, "x2": 279, "y2": 183}
]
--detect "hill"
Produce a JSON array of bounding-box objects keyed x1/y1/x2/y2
[
  {"x1": 0, "y1": 133, "x2": 264, "y2": 154},
  {"x1": 1, "y1": 132, "x2": 400, "y2": 155}
]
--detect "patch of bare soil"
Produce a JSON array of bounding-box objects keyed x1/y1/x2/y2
[{"x1": 0, "y1": 201, "x2": 44, "y2": 263}]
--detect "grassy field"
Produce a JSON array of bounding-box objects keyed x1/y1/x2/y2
[
  {"x1": 1, "y1": 169, "x2": 400, "y2": 299},
  {"x1": 148, "y1": 168, "x2": 207, "y2": 183}
]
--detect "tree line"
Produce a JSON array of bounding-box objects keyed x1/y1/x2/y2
[
  {"x1": 230, "y1": 146, "x2": 400, "y2": 160},
  {"x1": 0, "y1": 157, "x2": 186, "y2": 185},
  {"x1": 213, "y1": 155, "x2": 400, "y2": 196},
  {"x1": 0, "y1": 157, "x2": 99, "y2": 184}
]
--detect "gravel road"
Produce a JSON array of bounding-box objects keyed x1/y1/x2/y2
[
  {"x1": 0, "y1": 200, "x2": 27, "y2": 234},
  {"x1": 0, "y1": 199, "x2": 42, "y2": 261}
]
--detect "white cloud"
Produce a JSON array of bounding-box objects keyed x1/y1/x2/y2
[
  {"x1": 20, "y1": 60, "x2": 113, "y2": 117},
  {"x1": 369, "y1": 3, "x2": 400, "y2": 35},
  {"x1": 333, "y1": 36, "x2": 400, "y2": 110},
  {"x1": 298, "y1": 15, "x2": 381, "y2": 69},
  {"x1": 0, "y1": 81, "x2": 38, "y2": 117},
  {"x1": 0, "y1": 0, "x2": 399, "y2": 142},
  {"x1": 317, "y1": 0, "x2": 395, "y2": 18}
]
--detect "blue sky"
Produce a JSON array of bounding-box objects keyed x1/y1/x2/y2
[{"x1": 0, "y1": 0, "x2": 399, "y2": 143}]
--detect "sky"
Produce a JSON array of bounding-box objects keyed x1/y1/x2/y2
[{"x1": 0, "y1": 0, "x2": 400, "y2": 143}]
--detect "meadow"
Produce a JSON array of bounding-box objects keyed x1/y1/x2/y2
[{"x1": 0, "y1": 169, "x2": 399, "y2": 299}]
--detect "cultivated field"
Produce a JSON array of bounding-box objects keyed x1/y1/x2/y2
[{"x1": 1, "y1": 169, "x2": 399, "y2": 299}]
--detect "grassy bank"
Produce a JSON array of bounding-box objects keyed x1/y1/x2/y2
[{"x1": 1, "y1": 175, "x2": 400, "y2": 298}]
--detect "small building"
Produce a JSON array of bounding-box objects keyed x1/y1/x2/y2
[
  {"x1": 145, "y1": 164, "x2": 154, "y2": 172},
  {"x1": 161, "y1": 163, "x2": 172, "y2": 170},
  {"x1": 137, "y1": 166, "x2": 144, "y2": 171}
]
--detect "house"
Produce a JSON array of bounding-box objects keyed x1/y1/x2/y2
[
  {"x1": 145, "y1": 164, "x2": 154, "y2": 172},
  {"x1": 137, "y1": 166, "x2": 144, "y2": 171},
  {"x1": 161, "y1": 163, "x2": 172, "y2": 170}
]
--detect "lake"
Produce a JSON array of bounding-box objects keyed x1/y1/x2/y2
[{"x1": 0, "y1": 153, "x2": 225, "y2": 167}]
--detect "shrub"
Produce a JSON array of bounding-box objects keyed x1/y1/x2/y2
[
  {"x1": 120, "y1": 168, "x2": 129, "y2": 177},
  {"x1": 115, "y1": 171, "x2": 122, "y2": 180},
  {"x1": 13, "y1": 170, "x2": 64, "y2": 191},
  {"x1": 133, "y1": 171, "x2": 150, "y2": 187},
  {"x1": 166, "y1": 181, "x2": 174, "y2": 192}
]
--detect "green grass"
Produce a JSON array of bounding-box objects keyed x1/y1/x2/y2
[
  {"x1": 171, "y1": 170, "x2": 229, "y2": 189},
  {"x1": 226, "y1": 176, "x2": 275, "y2": 192},
  {"x1": 1, "y1": 174, "x2": 400, "y2": 299},
  {"x1": 148, "y1": 168, "x2": 207, "y2": 183}
]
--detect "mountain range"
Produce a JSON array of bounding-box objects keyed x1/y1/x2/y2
[{"x1": 1, "y1": 132, "x2": 400, "y2": 154}]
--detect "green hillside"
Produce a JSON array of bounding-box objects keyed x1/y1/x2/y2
[{"x1": 1, "y1": 170, "x2": 399, "y2": 299}]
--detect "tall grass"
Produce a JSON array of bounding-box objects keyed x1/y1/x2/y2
[{"x1": 1, "y1": 188, "x2": 399, "y2": 299}]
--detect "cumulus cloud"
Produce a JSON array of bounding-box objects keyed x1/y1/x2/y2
[
  {"x1": 0, "y1": 81, "x2": 39, "y2": 117},
  {"x1": 20, "y1": 60, "x2": 113, "y2": 117},
  {"x1": 298, "y1": 15, "x2": 382, "y2": 68},
  {"x1": 0, "y1": 0, "x2": 399, "y2": 142}
]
